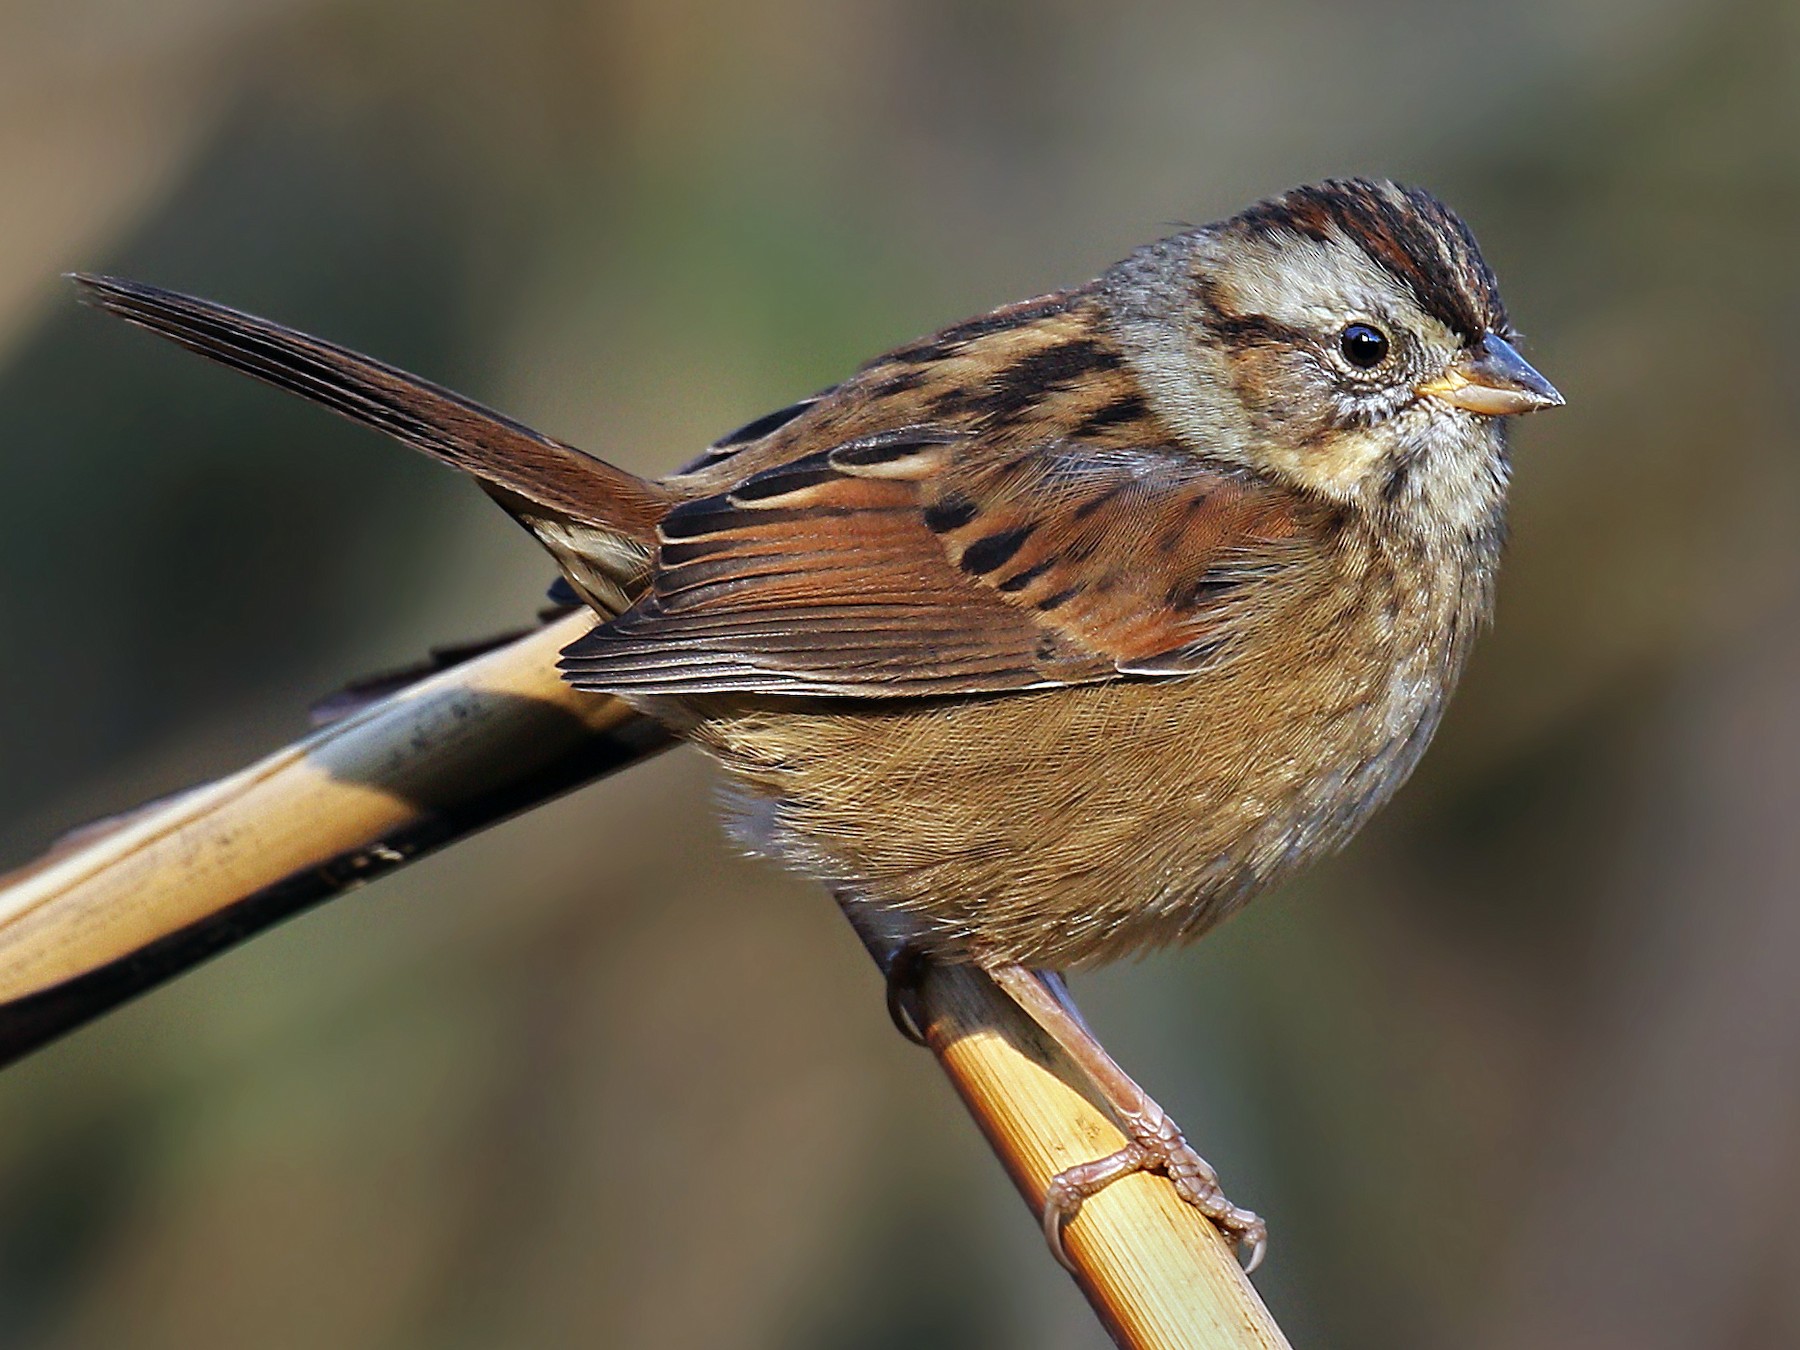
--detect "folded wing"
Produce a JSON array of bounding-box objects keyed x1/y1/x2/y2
[{"x1": 560, "y1": 426, "x2": 1322, "y2": 698}]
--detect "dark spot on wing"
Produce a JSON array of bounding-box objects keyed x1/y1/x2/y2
[
  {"x1": 1011, "y1": 338, "x2": 1124, "y2": 385},
  {"x1": 665, "y1": 495, "x2": 810, "y2": 542},
  {"x1": 657, "y1": 535, "x2": 737, "y2": 566},
  {"x1": 829, "y1": 429, "x2": 955, "y2": 468},
  {"x1": 959, "y1": 525, "x2": 1035, "y2": 575},
  {"x1": 931, "y1": 338, "x2": 1125, "y2": 424},
  {"x1": 996, "y1": 558, "x2": 1054, "y2": 592},
  {"x1": 1076, "y1": 392, "x2": 1149, "y2": 435},
  {"x1": 886, "y1": 291, "x2": 1081, "y2": 365},
  {"x1": 713, "y1": 398, "x2": 816, "y2": 448},
  {"x1": 728, "y1": 452, "x2": 841, "y2": 503},
  {"x1": 1166, "y1": 575, "x2": 1243, "y2": 610},
  {"x1": 677, "y1": 400, "x2": 822, "y2": 475},
  {"x1": 1070, "y1": 483, "x2": 1125, "y2": 520},
  {"x1": 924, "y1": 495, "x2": 979, "y2": 533},
  {"x1": 867, "y1": 367, "x2": 927, "y2": 396}
]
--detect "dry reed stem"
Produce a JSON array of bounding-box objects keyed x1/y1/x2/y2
[
  {"x1": 913, "y1": 960, "x2": 1290, "y2": 1349},
  {"x1": 0, "y1": 617, "x2": 1292, "y2": 1350},
  {"x1": 0, "y1": 611, "x2": 666, "y2": 1049}
]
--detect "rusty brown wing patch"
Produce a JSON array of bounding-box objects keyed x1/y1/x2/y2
[{"x1": 558, "y1": 427, "x2": 1318, "y2": 698}]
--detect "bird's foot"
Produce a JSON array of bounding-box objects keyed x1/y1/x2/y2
[
  {"x1": 1040, "y1": 1103, "x2": 1266, "y2": 1273},
  {"x1": 980, "y1": 962, "x2": 1266, "y2": 1274}
]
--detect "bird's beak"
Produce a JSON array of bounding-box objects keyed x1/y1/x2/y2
[{"x1": 1417, "y1": 332, "x2": 1564, "y2": 416}]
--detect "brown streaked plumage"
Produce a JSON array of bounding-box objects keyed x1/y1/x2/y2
[{"x1": 71, "y1": 177, "x2": 1562, "y2": 1271}]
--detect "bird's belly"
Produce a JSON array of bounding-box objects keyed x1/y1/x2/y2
[{"x1": 668, "y1": 636, "x2": 1449, "y2": 969}]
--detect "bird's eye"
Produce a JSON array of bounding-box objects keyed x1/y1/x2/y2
[{"x1": 1338, "y1": 323, "x2": 1390, "y2": 369}]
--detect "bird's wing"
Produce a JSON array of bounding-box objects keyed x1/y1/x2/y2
[{"x1": 559, "y1": 427, "x2": 1325, "y2": 698}]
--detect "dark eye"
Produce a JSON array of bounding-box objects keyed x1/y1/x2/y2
[{"x1": 1338, "y1": 323, "x2": 1390, "y2": 369}]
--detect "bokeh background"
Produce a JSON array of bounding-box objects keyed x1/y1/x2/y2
[{"x1": 1, "y1": 1, "x2": 1796, "y2": 1346}]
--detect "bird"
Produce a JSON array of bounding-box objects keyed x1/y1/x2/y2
[{"x1": 72, "y1": 177, "x2": 1562, "y2": 1271}]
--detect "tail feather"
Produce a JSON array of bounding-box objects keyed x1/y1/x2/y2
[{"x1": 70, "y1": 276, "x2": 672, "y2": 591}]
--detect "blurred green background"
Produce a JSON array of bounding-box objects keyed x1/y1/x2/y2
[{"x1": 1, "y1": 1, "x2": 1797, "y2": 1346}]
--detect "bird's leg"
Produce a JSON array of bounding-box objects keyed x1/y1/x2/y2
[{"x1": 982, "y1": 961, "x2": 1266, "y2": 1272}]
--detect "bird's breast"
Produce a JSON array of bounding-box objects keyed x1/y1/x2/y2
[{"x1": 676, "y1": 535, "x2": 1481, "y2": 968}]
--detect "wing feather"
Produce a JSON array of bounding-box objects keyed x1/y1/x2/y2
[{"x1": 559, "y1": 422, "x2": 1322, "y2": 699}]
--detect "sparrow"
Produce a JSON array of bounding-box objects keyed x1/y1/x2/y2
[{"x1": 72, "y1": 177, "x2": 1562, "y2": 1270}]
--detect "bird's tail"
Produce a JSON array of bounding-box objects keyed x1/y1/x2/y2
[{"x1": 71, "y1": 274, "x2": 672, "y2": 614}]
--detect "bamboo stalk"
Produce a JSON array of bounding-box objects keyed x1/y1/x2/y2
[{"x1": 0, "y1": 617, "x2": 1292, "y2": 1349}]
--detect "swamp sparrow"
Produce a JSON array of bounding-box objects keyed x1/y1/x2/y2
[{"x1": 74, "y1": 178, "x2": 1562, "y2": 1269}]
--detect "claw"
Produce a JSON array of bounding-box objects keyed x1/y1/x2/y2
[
  {"x1": 883, "y1": 944, "x2": 932, "y2": 1047},
  {"x1": 1040, "y1": 1142, "x2": 1149, "y2": 1272},
  {"x1": 1240, "y1": 1225, "x2": 1267, "y2": 1274},
  {"x1": 1043, "y1": 1189, "x2": 1074, "y2": 1273},
  {"x1": 980, "y1": 963, "x2": 1268, "y2": 1276},
  {"x1": 1038, "y1": 1129, "x2": 1266, "y2": 1273}
]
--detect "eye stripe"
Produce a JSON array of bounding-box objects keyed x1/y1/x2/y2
[{"x1": 1230, "y1": 178, "x2": 1505, "y2": 340}]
